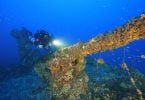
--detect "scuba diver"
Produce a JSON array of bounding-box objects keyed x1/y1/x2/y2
[
  {"x1": 29, "y1": 30, "x2": 54, "y2": 49},
  {"x1": 11, "y1": 27, "x2": 64, "y2": 66},
  {"x1": 11, "y1": 27, "x2": 56, "y2": 66}
]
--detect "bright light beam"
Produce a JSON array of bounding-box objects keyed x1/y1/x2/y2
[{"x1": 52, "y1": 39, "x2": 64, "y2": 47}]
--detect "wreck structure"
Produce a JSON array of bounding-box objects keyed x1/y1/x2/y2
[
  {"x1": 11, "y1": 27, "x2": 41, "y2": 66},
  {"x1": 11, "y1": 13, "x2": 145, "y2": 99},
  {"x1": 35, "y1": 13, "x2": 145, "y2": 99}
]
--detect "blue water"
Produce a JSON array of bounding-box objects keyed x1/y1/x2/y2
[
  {"x1": 0, "y1": 0, "x2": 145, "y2": 99},
  {"x1": 0, "y1": 0, "x2": 145, "y2": 65}
]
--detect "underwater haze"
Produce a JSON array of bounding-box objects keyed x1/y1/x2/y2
[
  {"x1": 0, "y1": 0, "x2": 145, "y2": 100},
  {"x1": 0, "y1": 0, "x2": 145, "y2": 65}
]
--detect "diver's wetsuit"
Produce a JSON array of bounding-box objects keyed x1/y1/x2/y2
[{"x1": 33, "y1": 30, "x2": 53, "y2": 48}]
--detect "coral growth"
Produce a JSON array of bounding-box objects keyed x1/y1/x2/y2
[
  {"x1": 35, "y1": 13, "x2": 145, "y2": 99},
  {"x1": 96, "y1": 58, "x2": 104, "y2": 64},
  {"x1": 35, "y1": 55, "x2": 88, "y2": 99},
  {"x1": 86, "y1": 58, "x2": 145, "y2": 99}
]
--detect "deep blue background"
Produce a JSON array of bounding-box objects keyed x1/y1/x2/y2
[{"x1": 0, "y1": 0, "x2": 145, "y2": 73}]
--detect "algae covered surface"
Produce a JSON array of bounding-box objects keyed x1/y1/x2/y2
[
  {"x1": 86, "y1": 58, "x2": 145, "y2": 100},
  {"x1": 34, "y1": 13, "x2": 145, "y2": 100},
  {"x1": 34, "y1": 56, "x2": 145, "y2": 100},
  {"x1": 0, "y1": 58, "x2": 145, "y2": 100}
]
